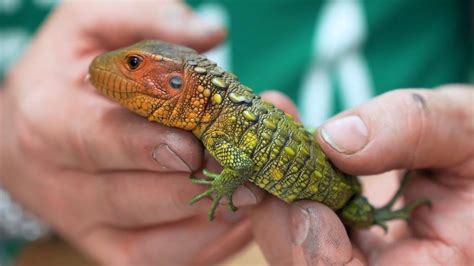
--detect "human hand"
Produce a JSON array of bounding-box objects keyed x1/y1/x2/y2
[
  {"x1": 0, "y1": 1, "x2": 260, "y2": 265},
  {"x1": 250, "y1": 86, "x2": 473, "y2": 265}
]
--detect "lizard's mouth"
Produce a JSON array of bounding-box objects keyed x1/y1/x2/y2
[
  {"x1": 89, "y1": 65, "x2": 163, "y2": 118},
  {"x1": 89, "y1": 66, "x2": 141, "y2": 101}
]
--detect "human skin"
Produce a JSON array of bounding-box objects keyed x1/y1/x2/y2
[
  {"x1": 0, "y1": 1, "x2": 267, "y2": 265},
  {"x1": 251, "y1": 87, "x2": 474, "y2": 265}
]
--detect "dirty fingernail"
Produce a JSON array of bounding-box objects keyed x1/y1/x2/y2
[
  {"x1": 290, "y1": 204, "x2": 310, "y2": 245},
  {"x1": 320, "y1": 115, "x2": 369, "y2": 154},
  {"x1": 232, "y1": 185, "x2": 258, "y2": 206},
  {"x1": 152, "y1": 144, "x2": 192, "y2": 172}
]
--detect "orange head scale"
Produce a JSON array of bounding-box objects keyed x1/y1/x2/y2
[{"x1": 89, "y1": 40, "x2": 211, "y2": 130}]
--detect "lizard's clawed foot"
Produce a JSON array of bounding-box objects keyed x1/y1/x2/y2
[
  {"x1": 373, "y1": 171, "x2": 431, "y2": 232},
  {"x1": 189, "y1": 168, "x2": 238, "y2": 220},
  {"x1": 374, "y1": 198, "x2": 431, "y2": 232},
  {"x1": 340, "y1": 172, "x2": 431, "y2": 230}
]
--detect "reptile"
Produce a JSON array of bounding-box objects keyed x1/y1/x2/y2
[{"x1": 88, "y1": 40, "x2": 430, "y2": 230}]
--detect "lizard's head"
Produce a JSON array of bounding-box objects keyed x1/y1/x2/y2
[{"x1": 89, "y1": 40, "x2": 212, "y2": 130}]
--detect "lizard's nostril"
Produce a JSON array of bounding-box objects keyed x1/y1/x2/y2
[
  {"x1": 88, "y1": 54, "x2": 111, "y2": 89},
  {"x1": 90, "y1": 54, "x2": 105, "y2": 69}
]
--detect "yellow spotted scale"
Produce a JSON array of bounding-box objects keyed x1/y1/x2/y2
[{"x1": 88, "y1": 40, "x2": 429, "y2": 230}]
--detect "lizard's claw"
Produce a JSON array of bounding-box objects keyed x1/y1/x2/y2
[
  {"x1": 190, "y1": 168, "x2": 216, "y2": 184},
  {"x1": 189, "y1": 189, "x2": 214, "y2": 205},
  {"x1": 189, "y1": 169, "x2": 238, "y2": 220},
  {"x1": 188, "y1": 187, "x2": 223, "y2": 220},
  {"x1": 203, "y1": 168, "x2": 220, "y2": 179}
]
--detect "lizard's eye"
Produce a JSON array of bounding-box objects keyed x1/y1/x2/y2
[
  {"x1": 127, "y1": 56, "x2": 142, "y2": 70},
  {"x1": 169, "y1": 76, "x2": 183, "y2": 89}
]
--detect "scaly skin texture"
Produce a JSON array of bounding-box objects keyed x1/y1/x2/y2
[{"x1": 89, "y1": 40, "x2": 429, "y2": 229}]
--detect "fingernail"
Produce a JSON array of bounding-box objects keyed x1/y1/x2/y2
[
  {"x1": 290, "y1": 204, "x2": 310, "y2": 245},
  {"x1": 320, "y1": 115, "x2": 369, "y2": 154},
  {"x1": 152, "y1": 144, "x2": 192, "y2": 172},
  {"x1": 232, "y1": 185, "x2": 258, "y2": 206}
]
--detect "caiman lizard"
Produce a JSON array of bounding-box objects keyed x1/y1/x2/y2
[{"x1": 88, "y1": 40, "x2": 429, "y2": 230}]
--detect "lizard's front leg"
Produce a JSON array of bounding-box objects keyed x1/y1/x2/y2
[{"x1": 189, "y1": 132, "x2": 253, "y2": 220}]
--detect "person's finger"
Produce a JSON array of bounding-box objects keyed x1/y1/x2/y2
[
  {"x1": 79, "y1": 97, "x2": 204, "y2": 172},
  {"x1": 11, "y1": 1, "x2": 225, "y2": 82},
  {"x1": 250, "y1": 198, "x2": 293, "y2": 265},
  {"x1": 93, "y1": 171, "x2": 215, "y2": 226},
  {"x1": 359, "y1": 238, "x2": 468, "y2": 265},
  {"x1": 250, "y1": 198, "x2": 356, "y2": 265},
  {"x1": 403, "y1": 171, "x2": 473, "y2": 261},
  {"x1": 78, "y1": 216, "x2": 245, "y2": 266},
  {"x1": 16, "y1": 87, "x2": 203, "y2": 173},
  {"x1": 316, "y1": 87, "x2": 474, "y2": 175},
  {"x1": 61, "y1": 1, "x2": 225, "y2": 52},
  {"x1": 22, "y1": 163, "x2": 250, "y2": 233},
  {"x1": 195, "y1": 219, "x2": 253, "y2": 265},
  {"x1": 84, "y1": 171, "x2": 254, "y2": 227},
  {"x1": 10, "y1": 81, "x2": 204, "y2": 179},
  {"x1": 353, "y1": 173, "x2": 473, "y2": 264}
]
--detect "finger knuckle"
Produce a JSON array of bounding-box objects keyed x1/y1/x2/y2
[
  {"x1": 428, "y1": 241, "x2": 469, "y2": 265},
  {"x1": 101, "y1": 177, "x2": 135, "y2": 225},
  {"x1": 15, "y1": 117, "x2": 44, "y2": 158},
  {"x1": 387, "y1": 89, "x2": 433, "y2": 167},
  {"x1": 101, "y1": 247, "x2": 136, "y2": 266},
  {"x1": 169, "y1": 181, "x2": 200, "y2": 215}
]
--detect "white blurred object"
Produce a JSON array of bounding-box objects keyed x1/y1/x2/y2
[
  {"x1": 0, "y1": 187, "x2": 49, "y2": 241},
  {"x1": 300, "y1": 0, "x2": 373, "y2": 128}
]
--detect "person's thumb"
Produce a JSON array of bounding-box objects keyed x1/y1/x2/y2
[
  {"x1": 316, "y1": 87, "x2": 474, "y2": 175},
  {"x1": 251, "y1": 198, "x2": 364, "y2": 265}
]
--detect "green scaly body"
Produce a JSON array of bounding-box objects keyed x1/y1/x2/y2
[
  {"x1": 89, "y1": 40, "x2": 430, "y2": 229},
  {"x1": 187, "y1": 54, "x2": 361, "y2": 209}
]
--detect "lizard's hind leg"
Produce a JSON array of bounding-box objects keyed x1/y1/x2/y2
[
  {"x1": 340, "y1": 171, "x2": 431, "y2": 231},
  {"x1": 372, "y1": 171, "x2": 431, "y2": 231}
]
